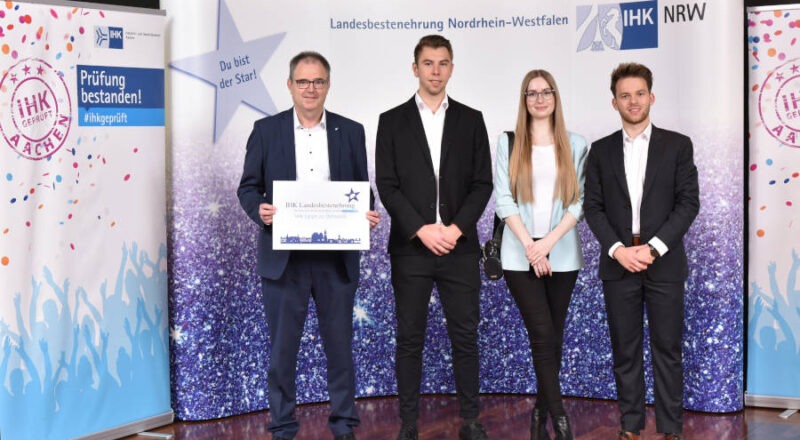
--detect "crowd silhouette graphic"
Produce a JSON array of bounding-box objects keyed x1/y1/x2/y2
[
  {"x1": 748, "y1": 249, "x2": 800, "y2": 396},
  {"x1": 0, "y1": 243, "x2": 169, "y2": 440}
]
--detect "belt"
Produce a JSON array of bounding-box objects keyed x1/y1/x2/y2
[{"x1": 632, "y1": 235, "x2": 641, "y2": 246}]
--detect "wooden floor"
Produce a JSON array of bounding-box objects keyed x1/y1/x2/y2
[{"x1": 124, "y1": 395, "x2": 799, "y2": 439}]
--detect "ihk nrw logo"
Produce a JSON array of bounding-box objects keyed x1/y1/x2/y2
[
  {"x1": 576, "y1": 0, "x2": 657, "y2": 51},
  {"x1": 95, "y1": 26, "x2": 124, "y2": 49}
]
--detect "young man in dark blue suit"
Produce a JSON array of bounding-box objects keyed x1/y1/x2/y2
[
  {"x1": 375, "y1": 35, "x2": 493, "y2": 440},
  {"x1": 238, "y1": 51, "x2": 379, "y2": 440},
  {"x1": 583, "y1": 63, "x2": 699, "y2": 440}
]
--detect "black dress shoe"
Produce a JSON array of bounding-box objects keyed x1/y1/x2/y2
[
  {"x1": 396, "y1": 423, "x2": 418, "y2": 440},
  {"x1": 531, "y1": 407, "x2": 549, "y2": 440},
  {"x1": 552, "y1": 415, "x2": 572, "y2": 440},
  {"x1": 334, "y1": 433, "x2": 356, "y2": 440},
  {"x1": 459, "y1": 419, "x2": 489, "y2": 440}
]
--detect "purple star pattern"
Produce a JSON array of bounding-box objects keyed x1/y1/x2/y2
[{"x1": 169, "y1": 127, "x2": 742, "y2": 420}]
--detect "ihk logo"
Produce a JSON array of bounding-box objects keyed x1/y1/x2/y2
[
  {"x1": 0, "y1": 58, "x2": 72, "y2": 160},
  {"x1": 576, "y1": 0, "x2": 658, "y2": 52},
  {"x1": 758, "y1": 58, "x2": 800, "y2": 148},
  {"x1": 94, "y1": 26, "x2": 124, "y2": 49}
]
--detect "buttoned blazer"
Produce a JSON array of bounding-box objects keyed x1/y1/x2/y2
[
  {"x1": 583, "y1": 125, "x2": 699, "y2": 282},
  {"x1": 375, "y1": 97, "x2": 493, "y2": 256},
  {"x1": 237, "y1": 109, "x2": 371, "y2": 281},
  {"x1": 493, "y1": 131, "x2": 588, "y2": 272}
]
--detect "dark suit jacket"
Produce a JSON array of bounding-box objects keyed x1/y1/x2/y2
[
  {"x1": 375, "y1": 97, "x2": 493, "y2": 256},
  {"x1": 583, "y1": 125, "x2": 699, "y2": 282},
  {"x1": 237, "y1": 109, "x2": 371, "y2": 281}
]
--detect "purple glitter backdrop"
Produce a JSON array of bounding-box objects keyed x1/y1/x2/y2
[{"x1": 168, "y1": 130, "x2": 743, "y2": 420}]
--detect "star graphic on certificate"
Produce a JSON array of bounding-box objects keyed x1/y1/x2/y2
[
  {"x1": 169, "y1": 0, "x2": 285, "y2": 142},
  {"x1": 345, "y1": 188, "x2": 360, "y2": 202}
]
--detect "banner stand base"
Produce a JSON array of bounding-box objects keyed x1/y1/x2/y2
[
  {"x1": 73, "y1": 411, "x2": 174, "y2": 440},
  {"x1": 745, "y1": 394, "x2": 800, "y2": 411},
  {"x1": 137, "y1": 433, "x2": 174, "y2": 439}
]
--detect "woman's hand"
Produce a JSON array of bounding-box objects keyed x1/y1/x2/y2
[
  {"x1": 530, "y1": 256, "x2": 552, "y2": 277},
  {"x1": 525, "y1": 236, "x2": 555, "y2": 266}
]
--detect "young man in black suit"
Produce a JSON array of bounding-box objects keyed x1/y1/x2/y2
[
  {"x1": 583, "y1": 63, "x2": 699, "y2": 440},
  {"x1": 375, "y1": 35, "x2": 493, "y2": 440}
]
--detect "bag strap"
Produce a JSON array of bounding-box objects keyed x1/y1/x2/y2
[{"x1": 492, "y1": 131, "x2": 515, "y2": 240}]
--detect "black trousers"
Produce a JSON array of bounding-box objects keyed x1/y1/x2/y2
[
  {"x1": 603, "y1": 272, "x2": 684, "y2": 434},
  {"x1": 504, "y1": 269, "x2": 578, "y2": 417},
  {"x1": 391, "y1": 253, "x2": 482, "y2": 423}
]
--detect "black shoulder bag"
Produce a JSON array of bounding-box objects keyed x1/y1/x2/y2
[{"x1": 481, "y1": 131, "x2": 514, "y2": 280}]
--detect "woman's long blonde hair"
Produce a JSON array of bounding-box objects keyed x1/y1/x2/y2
[{"x1": 508, "y1": 69, "x2": 579, "y2": 207}]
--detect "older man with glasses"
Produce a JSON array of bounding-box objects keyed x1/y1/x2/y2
[{"x1": 238, "y1": 51, "x2": 380, "y2": 440}]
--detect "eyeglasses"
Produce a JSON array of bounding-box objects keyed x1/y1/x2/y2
[
  {"x1": 524, "y1": 89, "x2": 556, "y2": 100},
  {"x1": 294, "y1": 79, "x2": 328, "y2": 89}
]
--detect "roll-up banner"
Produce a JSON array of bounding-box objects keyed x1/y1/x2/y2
[
  {"x1": 166, "y1": 0, "x2": 743, "y2": 419},
  {"x1": 746, "y1": 6, "x2": 800, "y2": 409},
  {"x1": 0, "y1": 1, "x2": 169, "y2": 439}
]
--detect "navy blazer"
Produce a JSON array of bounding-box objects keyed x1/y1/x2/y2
[
  {"x1": 375, "y1": 97, "x2": 493, "y2": 256},
  {"x1": 237, "y1": 109, "x2": 371, "y2": 281},
  {"x1": 583, "y1": 125, "x2": 700, "y2": 282}
]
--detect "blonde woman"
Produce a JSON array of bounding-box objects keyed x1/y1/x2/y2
[{"x1": 493, "y1": 70, "x2": 587, "y2": 440}]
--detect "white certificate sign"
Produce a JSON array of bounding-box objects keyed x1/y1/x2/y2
[{"x1": 272, "y1": 181, "x2": 370, "y2": 250}]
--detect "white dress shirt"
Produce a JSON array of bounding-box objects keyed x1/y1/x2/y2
[
  {"x1": 624, "y1": 123, "x2": 650, "y2": 236},
  {"x1": 609, "y1": 123, "x2": 668, "y2": 258},
  {"x1": 415, "y1": 93, "x2": 449, "y2": 224},
  {"x1": 294, "y1": 109, "x2": 330, "y2": 182}
]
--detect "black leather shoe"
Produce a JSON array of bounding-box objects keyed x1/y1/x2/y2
[
  {"x1": 552, "y1": 415, "x2": 572, "y2": 440},
  {"x1": 531, "y1": 407, "x2": 549, "y2": 440},
  {"x1": 334, "y1": 433, "x2": 356, "y2": 440},
  {"x1": 459, "y1": 419, "x2": 489, "y2": 440},
  {"x1": 396, "y1": 423, "x2": 418, "y2": 440}
]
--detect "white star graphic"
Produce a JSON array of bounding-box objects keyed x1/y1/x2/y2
[
  {"x1": 169, "y1": 0, "x2": 285, "y2": 142},
  {"x1": 207, "y1": 200, "x2": 222, "y2": 215},
  {"x1": 353, "y1": 305, "x2": 370, "y2": 323},
  {"x1": 170, "y1": 325, "x2": 186, "y2": 343}
]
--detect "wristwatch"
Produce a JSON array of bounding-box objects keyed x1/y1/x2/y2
[{"x1": 647, "y1": 243, "x2": 660, "y2": 258}]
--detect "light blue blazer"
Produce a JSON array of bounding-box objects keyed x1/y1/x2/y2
[{"x1": 493, "y1": 131, "x2": 588, "y2": 272}]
